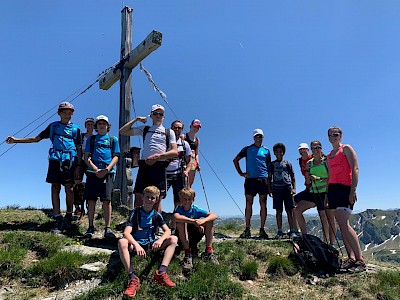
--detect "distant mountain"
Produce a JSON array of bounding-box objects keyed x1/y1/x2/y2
[{"x1": 216, "y1": 209, "x2": 400, "y2": 263}]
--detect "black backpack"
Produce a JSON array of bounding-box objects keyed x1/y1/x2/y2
[
  {"x1": 292, "y1": 234, "x2": 341, "y2": 274},
  {"x1": 89, "y1": 134, "x2": 115, "y2": 156}
]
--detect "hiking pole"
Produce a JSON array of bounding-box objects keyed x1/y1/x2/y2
[
  {"x1": 198, "y1": 170, "x2": 211, "y2": 212},
  {"x1": 310, "y1": 180, "x2": 328, "y2": 243}
]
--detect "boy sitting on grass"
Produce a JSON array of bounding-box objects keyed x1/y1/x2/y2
[
  {"x1": 174, "y1": 187, "x2": 218, "y2": 271},
  {"x1": 118, "y1": 186, "x2": 178, "y2": 298}
]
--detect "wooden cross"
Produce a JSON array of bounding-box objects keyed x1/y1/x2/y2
[{"x1": 99, "y1": 7, "x2": 162, "y2": 209}]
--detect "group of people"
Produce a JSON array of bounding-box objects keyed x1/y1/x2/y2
[
  {"x1": 233, "y1": 126, "x2": 365, "y2": 272},
  {"x1": 5, "y1": 101, "x2": 366, "y2": 295}
]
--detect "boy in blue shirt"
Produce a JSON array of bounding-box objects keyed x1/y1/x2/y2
[
  {"x1": 174, "y1": 187, "x2": 218, "y2": 271},
  {"x1": 6, "y1": 102, "x2": 81, "y2": 234},
  {"x1": 267, "y1": 143, "x2": 297, "y2": 238},
  {"x1": 118, "y1": 186, "x2": 178, "y2": 298},
  {"x1": 84, "y1": 115, "x2": 120, "y2": 239}
]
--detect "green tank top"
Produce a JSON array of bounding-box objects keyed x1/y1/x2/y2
[{"x1": 308, "y1": 158, "x2": 328, "y2": 193}]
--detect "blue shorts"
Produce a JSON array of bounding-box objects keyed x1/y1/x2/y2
[
  {"x1": 244, "y1": 178, "x2": 268, "y2": 196},
  {"x1": 327, "y1": 184, "x2": 354, "y2": 210},
  {"x1": 272, "y1": 189, "x2": 294, "y2": 211}
]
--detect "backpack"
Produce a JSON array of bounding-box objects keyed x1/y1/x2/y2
[
  {"x1": 89, "y1": 134, "x2": 115, "y2": 156},
  {"x1": 143, "y1": 125, "x2": 170, "y2": 150},
  {"x1": 129, "y1": 206, "x2": 159, "y2": 236},
  {"x1": 292, "y1": 234, "x2": 341, "y2": 274}
]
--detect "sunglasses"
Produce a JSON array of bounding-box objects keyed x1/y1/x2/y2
[
  {"x1": 311, "y1": 145, "x2": 322, "y2": 150},
  {"x1": 173, "y1": 126, "x2": 183, "y2": 130},
  {"x1": 152, "y1": 111, "x2": 164, "y2": 116},
  {"x1": 328, "y1": 133, "x2": 340, "y2": 137},
  {"x1": 254, "y1": 134, "x2": 263, "y2": 138}
]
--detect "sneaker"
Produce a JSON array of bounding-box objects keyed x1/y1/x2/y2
[
  {"x1": 152, "y1": 270, "x2": 176, "y2": 288},
  {"x1": 275, "y1": 231, "x2": 284, "y2": 239},
  {"x1": 341, "y1": 258, "x2": 356, "y2": 270},
  {"x1": 289, "y1": 231, "x2": 298, "y2": 239},
  {"x1": 84, "y1": 226, "x2": 95, "y2": 239},
  {"x1": 239, "y1": 228, "x2": 251, "y2": 239},
  {"x1": 201, "y1": 252, "x2": 219, "y2": 265},
  {"x1": 52, "y1": 215, "x2": 64, "y2": 234},
  {"x1": 182, "y1": 256, "x2": 193, "y2": 270},
  {"x1": 259, "y1": 228, "x2": 269, "y2": 239},
  {"x1": 123, "y1": 276, "x2": 140, "y2": 297},
  {"x1": 104, "y1": 227, "x2": 116, "y2": 239},
  {"x1": 349, "y1": 260, "x2": 366, "y2": 273}
]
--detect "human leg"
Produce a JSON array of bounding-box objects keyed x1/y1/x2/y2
[
  {"x1": 51, "y1": 183, "x2": 62, "y2": 215},
  {"x1": 118, "y1": 238, "x2": 140, "y2": 297},
  {"x1": 64, "y1": 183, "x2": 74, "y2": 213},
  {"x1": 335, "y1": 209, "x2": 363, "y2": 261},
  {"x1": 244, "y1": 194, "x2": 255, "y2": 228},
  {"x1": 259, "y1": 194, "x2": 267, "y2": 228},
  {"x1": 326, "y1": 209, "x2": 337, "y2": 244},
  {"x1": 293, "y1": 200, "x2": 315, "y2": 234}
]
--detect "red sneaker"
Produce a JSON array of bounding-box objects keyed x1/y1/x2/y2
[
  {"x1": 152, "y1": 270, "x2": 176, "y2": 288},
  {"x1": 123, "y1": 276, "x2": 140, "y2": 297}
]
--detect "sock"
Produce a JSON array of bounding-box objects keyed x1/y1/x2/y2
[
  {"x1": 128, "y1": 271, "x2": 136, "y2": 280},
  {"x1": 206, "y1": 246, "x2": 213, "y2": 253},
  {"x1": 184, "y1": 248, "x2": 191, "y2": 257},
  {"x1": 158, "y1": 265, "x2": 167, "y2": 273}
]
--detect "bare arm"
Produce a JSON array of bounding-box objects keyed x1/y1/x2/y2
[
  {"x1": 119, "y1": 117, "x2": 147, "y2": 136},
  {"x1": 343, "y1": 144, "x2": 359, "y2": 204},
  {"x1": 122, "y1": 226, "x2": 146, "y2": 258},
  {"x1": 233, "y1": 155, "x2": 247, "y2": 177},
  {"x1": 6, "y1": 136, "x2": 41, "y2": 144}
]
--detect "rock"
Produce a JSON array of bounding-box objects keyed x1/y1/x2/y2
[
  {"x1": 80, "y1": 262, "x2": 107, "y2": 272},
  {"x1": 62, "y1": 245, "x2": 114, "y2": 255}
]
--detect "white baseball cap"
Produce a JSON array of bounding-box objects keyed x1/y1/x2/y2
[
  {"x1": 151, "y1": 104, "x2": 165, "y2": 112},
  {"x1": 253, "y1": 128, "x2": 264, "y2": 137},
  {"x1": 95, "y1": 115, "x2": 109, "y2": 124},
  {"x1": 298, "y1": 143, "x2": 309, "y2": 150}
]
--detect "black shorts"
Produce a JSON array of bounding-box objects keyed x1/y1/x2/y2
[
  {"x1": 244, "y1": 178, "x2": 268, "y2": 196},
  {"x1": 85, "y1": 173, "x2": 114, "y2": 201},
  {"x1": 134, "y1": 160, "x2": 168, "y2": 198},
  {"x1": 166, "y1": 173, "x2": 186, "y2": 204},
  {"x1": 272, "y1": 189, "x2": 294, "y2": 211},
  {"x1": 46, "y1": 159, "x2": 77, "y2": 185},
  {"x1": 327, "y1": 183, "x2": 354, "y2": 210},
  {"x1": 294, "y1": 188, "x2": 311, "y2": 204},
  {"x1": 177, "y1": 223, "x2": 204, "y2": 249},
  {"x1": 309, "y1": 192, "x2": 327, "y2": 211}
]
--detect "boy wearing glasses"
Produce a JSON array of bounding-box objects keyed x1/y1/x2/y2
[{"x1": 120, "y1": 104, "x2": 178, "y2": 213}]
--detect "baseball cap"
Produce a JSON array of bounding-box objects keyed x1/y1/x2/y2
[
  {"x1": 253, "y1": 128, "x2": 264, "y2": 137},
  {"x1": 191, "y1": 119, "x2": 202, "y2": 128},
  {"x1": 58, "y1": 102, "x2": 74, "y2": 111},
  {"x1": 298, "y1": 143, "x2": 309, "y2": 150},
  {"x1": 95, "y1": 115, "x2": 109, "y2": 124},
  {"x1": 151, "y1": 104, "x2": 165, "y2": 112},
  {"x1": 85, "y1": 117, "x2": 95, "y2": 125}
]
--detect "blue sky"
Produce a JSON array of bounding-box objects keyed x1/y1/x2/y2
[{"x1": 1, "y1": 1, "x2": 399, "y2": 217}]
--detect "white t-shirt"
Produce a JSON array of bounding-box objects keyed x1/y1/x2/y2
[
  {"x1": 166, "y1": 137, "x2": 192, "y2": 174},
  {"x1": 131, "y1": 125, "x2": 176, "y2": 160}
]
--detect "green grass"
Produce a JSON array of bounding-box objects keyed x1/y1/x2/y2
[
  {"x1": 370, "y1": 270, "x2": 400, "y2": 300},
  {"x1": 267, "y1": 256, "x2": 298, "y2": 277}
]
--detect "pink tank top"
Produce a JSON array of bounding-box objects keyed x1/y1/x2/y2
[{"x1": 327, "y1": 144, "x2": 352, "y2": 186}]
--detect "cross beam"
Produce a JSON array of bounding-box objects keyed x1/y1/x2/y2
[{"x1": 99, "y1": 30, "x2": 162, "y2": 90}]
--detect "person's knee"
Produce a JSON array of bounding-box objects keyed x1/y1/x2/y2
[
  {"x1": 118, "y1": 238, "x2": 129, "y2": 250},
  {"x1": 169, "y1": 235, "x2": 178, "y2": 246}
]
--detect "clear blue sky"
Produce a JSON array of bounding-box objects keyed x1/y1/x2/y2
[{"x1": 1, "y1": 1, "x2": 399, "y2": 216}]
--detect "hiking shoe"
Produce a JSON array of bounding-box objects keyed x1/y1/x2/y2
[
  {"x1": 123, "y1": 276, "x2": 140, "y2": 297},
  {"x1": 201, "y1": 252, "x2": 219, "y2": 265},
  {"x1": 104, "y1": 227, "x2": 116, "y2": 239},
  {"x1": 64, "y1": 214, "x2": 72, "y2": 233},
  {"x1": 349, "y1": 260, "x2": 366, "y2": 273},
  {"x1": 152, "y1": 270, "x2": 176, "y2": 288},
  {"x1": 275, "y1": 231, "x2": 284, "y2": 239},
  {"x1": 52, "y1": 215, "x2": 64, "y2": 234},
  {"x1": 289, "y1": 231, "x2": 298, "y2": 239},
  {"x1": 182, "y1": 256, "x2": 193, "y2": 270},
  {"x1": 341, "y1": 258, "x2": 356, "y2": 270},
  {"x1": 259, "y1": 228, "x2": 269, "y2": 239},
  {"x1": 84, "y1": 226, "x2": 95, "y2": 239},
  {"x1": 239, "y1": 228, "x2": 251, "y2": 239}
]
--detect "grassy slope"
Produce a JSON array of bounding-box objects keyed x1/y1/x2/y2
[{"x1": 0, "y1": 208, "x2": 399, "y2": 300}]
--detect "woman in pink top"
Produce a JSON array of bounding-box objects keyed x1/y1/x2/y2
[{"x1": 326, "y1": 126, "x2": 365, "y2": 272}]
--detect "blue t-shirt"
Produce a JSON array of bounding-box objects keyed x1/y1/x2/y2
[
  {"x1": 126, "y1": 208, "x2": 165, "y2": 246},
  {"x1": 268, "y1": 160, "x2": 295, "y2": 190},
  {"x1": 237, "y1": 144, "x2": 271, "y2": 178},
  {"x1": 39, "y1": 121, "x2": 81, "y2": 161},
  {"x1": 174, "y1": 204, "x2": 208, "y2": 219},
  {"x1": 85, "y1": 134, "x2": 120, "y2": 174}
]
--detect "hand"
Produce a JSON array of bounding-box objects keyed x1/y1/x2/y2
[
  {"x1": 152, "y1": 239, "x2": 163, "y2": 251},
  {"x1": 137, "y1": 117, "x2": 147, "y2": 123},
  {"x1": 145, "y1": 154, "x2": 160, "y2": 166},
  {"x1": 349, "y1": 190, "x2": 357, "y2": 205},
  {"x1": 96, "y1": 169, "x2": 108, "y2": 178},
  {"x1": 291, "y1": 188, "x2": 296, "y2": 195},
  {"x1": 135, "y1": 245, "x2": 147, "y2": 258},
  {"x1": 194, "y1": 219, "x2": 205, "y2": 227},
  {"x1": 196, "y1": 163, "x2": 201, "y2": 171},
  {"x1": 310, "y1": 175, "x2": 318, "y2": 181},
  {"x1": 240, "y1": 172, "x2": 249, "y2": 178},
  {"x1": 5, "y1": 136, "x2": 16, "y2": 144},
  {"x1": 183, "y1": 170, "x2": 189, "y2": 177},
  {"x1": 198, "y1": 225, "x2": 205, "y2": 233},
  {"x1": 324, "y1": 194, "x2": 329, "y2": 207}
]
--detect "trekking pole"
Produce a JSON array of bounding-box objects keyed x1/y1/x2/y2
[
  {"x1": 198, "y1": 170, "x2": 211, "y2": 212},
  {"x1": 313, "y1": 179, "x2": 344, "y2": 257}
]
